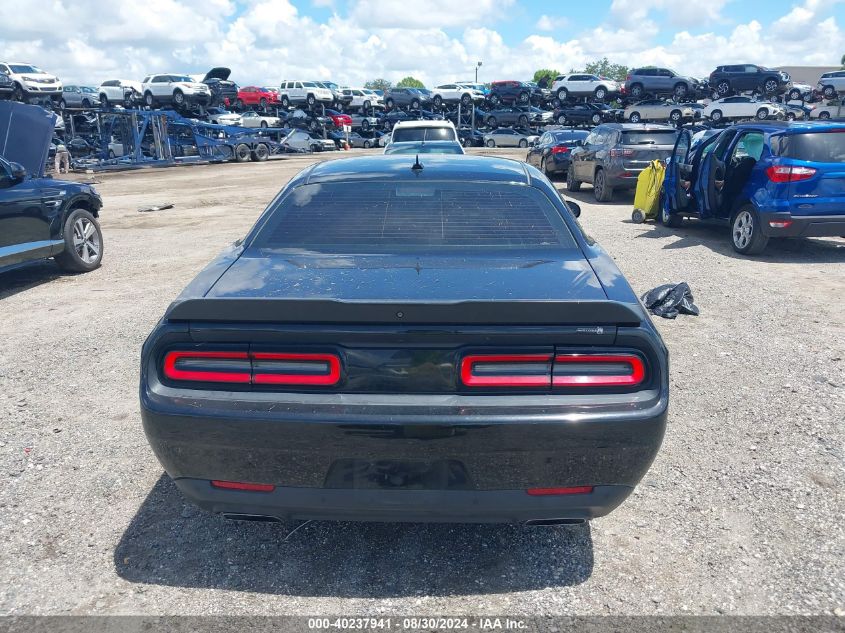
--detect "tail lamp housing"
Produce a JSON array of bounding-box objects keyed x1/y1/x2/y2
[
  {"x1": 162, "y1": 350, "x2": 341, "y2": 387},
  {"x1": 766, "y1": 165, "x2": 816, "y2": 183},
  {"x1": 551, "y1": 145, "x2": 571, "y2": 155},
  {"x1": 460, "y1": 352, "x2": 646, "y2": 390}
]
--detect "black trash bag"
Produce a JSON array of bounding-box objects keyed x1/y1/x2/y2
[{"x1": 641, "y1": 282, "x2": 700, "y2": 319}]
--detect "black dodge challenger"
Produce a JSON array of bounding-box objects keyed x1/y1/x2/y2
[{"x1": 140, "y1": 155, "x2": 668, "y2": 525}]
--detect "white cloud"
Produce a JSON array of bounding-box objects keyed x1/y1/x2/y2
[
  {"x1": 536, "y1": 15, "x2": 569, "y2": 31},
  {"x1": 348, "y1": 0, "x2": 514, "y2": 29},
  {"x1": 0, "y1": 1, "x2": 841, "y2": 89}
]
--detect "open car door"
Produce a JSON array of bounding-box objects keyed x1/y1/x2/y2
[
  {"x1": 666, "y1": 129, "x2": 691, "y2": 213},
  {"x1": 696, "y1": 129, "x2": 736, "y2": 219}
]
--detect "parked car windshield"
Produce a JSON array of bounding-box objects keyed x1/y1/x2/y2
[
  {"x1": 773, "y1": 132, "x2": 845, "y2": 163},
  {"x1": 621, "y1": 130, "x2": 679, "y2": 145},
  {"x1": 9, "y1": 64, "x2": 41, "y2": 73},
  {"x1": 252, "y1": 181, "x2": 577, "y2": 252},
  {"x1": 392, "y1": 127, "x2": 456, "y2": 142}
]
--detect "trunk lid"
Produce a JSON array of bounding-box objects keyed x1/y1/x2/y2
[
  {"x1": 204, "y1": 253, "x2": 608, "y2": 304},
  {"x1": 776, "y1": 129, "x2": 845, "y2": 216}
]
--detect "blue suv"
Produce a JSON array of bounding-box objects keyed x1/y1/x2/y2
[{"x1": 662, "y1": 122, "x2": 845, "y2": 255}]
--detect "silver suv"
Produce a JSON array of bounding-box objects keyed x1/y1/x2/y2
[
  {"x1": 817, "y1": 70, "x2": 845, "y2": 99},
  {"x1": 624, "y1": 68, "x2": 698, "y2": 100}
]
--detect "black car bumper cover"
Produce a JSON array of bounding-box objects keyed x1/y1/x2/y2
[
  {"x1": 141, "y1": 380, "x2": 667, "y2": 522},
  {"x1": 173, "y1": 478, "x2": 634, "y2": 523},
  {"x1": 760, "y1": 212, "x2": 845, "y2": 238}
]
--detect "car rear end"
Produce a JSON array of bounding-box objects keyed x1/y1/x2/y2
[
  {"x1": 758, "y1": 125, "x2": 845, "y2": 238},
  {"x1": 547, "y1": 133, "x2": 587, "y2": 174},
  {"x1": 606, "y1": 126, "x2": 679, "y2": 189},
  {"x1": 140, "y1": 158, "x2": 668, "y2": 524}
]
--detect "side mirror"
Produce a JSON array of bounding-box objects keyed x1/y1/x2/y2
[
  {"x1": 567, "y1": 201, "x2": 581, "y2": 218},
  {"x1": 7, "y1": 162, "x2": 26, "y2": 185}
]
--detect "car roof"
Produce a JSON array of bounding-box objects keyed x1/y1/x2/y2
[
  {"x1": 303, "y1": 155, "x2": 529, "y2": 185},
  {"x1": 731, "y1": 121, "x2": 845, "y2": 132},
  {"x1": 393, "y1": 120, "x2": 456, "y2": 129},
  {"x1": 600, "y1": 123, "x2": 677, "y2": 130}
]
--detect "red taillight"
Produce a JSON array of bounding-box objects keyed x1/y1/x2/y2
[
  {"x1": 163, "y1": 350, "x2": 341, "y2": 386},
  {"x1": 766, "y1": 165, "x2": 816, "y2": 183},
  {"x1": 551, "y1": 146, "x2": 571, "y2": 154},
  {"x1": 610, "y1": 148, "x2": 635, "y2": 158},
  {"x1": 461, "y1": 352, "x2": 646, "y2": 389},
  {"x1": 252, "y1": 352, "x2": 341, "y2": 386},
  {"x1": 211, "y1": 480, "x2": 275, "y2": 492},
  {"x1": 526, "y1": 486, "x2": 594, "y2": 496},
  {"x1": 460, "y1": 354, "x2": 553, "y2": 387},
  {"x1": 553, "y1": 353, "x2": 645, "y2": 387},
  {"x1": 163, "y1": 351, "x2": 251, "y2": 384}
]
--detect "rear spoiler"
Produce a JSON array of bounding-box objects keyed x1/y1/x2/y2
[{"x1": 166, "y1": 299, "x2": 643, "y2": 326}]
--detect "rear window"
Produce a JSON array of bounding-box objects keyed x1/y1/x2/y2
[
  {"x1": 392, "y1": 127, "x2": 456, "y2": 142},
  {"x1": 773, "y1": 132, "x2": 845, "y2": 163},
  {"x1": 621, "y1": 130, "x2": 679, "y2": 146},
  {"x1": 385, "y1": 144, "x2": 463, "y2": 154},
  {"x1": 252, "y1": 182, "x2": 576, "y2": 252}
]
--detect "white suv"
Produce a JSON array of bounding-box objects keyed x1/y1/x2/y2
[
  {"x1": 817, "y1": 70, "x2": 845, "y2": 99},
  {"x1": 431, "y1": 84, "x2": 485, "y2": 107},
  {"x1": 278, "y1": 81, "x2": 334, "y2": 108},
  {"x1": 552, "y1": 73, "x2": 620, "y2": 101},
  {"x1": 341, "y1": 88, "x2": 383, "y2": 110},
  {"x1": 0, "y1": 62, "x2": 62, "y2": 101},
  {"x1": 141, "y1": 74, "x2": 212, "y2": 108},
  {"x1": 98, "y1": 79, "x2": 143, "y2": 108},
  {"x1": 387, "y1": 120, "x2": 458, "y2": 147}
]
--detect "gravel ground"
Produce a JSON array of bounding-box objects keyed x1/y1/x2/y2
[{"x1": 0, "y1": 149, "x2": 843, "y2": 617}]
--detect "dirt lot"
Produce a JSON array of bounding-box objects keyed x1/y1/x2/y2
[{"x1": 0, "y1": 149, "x2": 843, "y2": 616}]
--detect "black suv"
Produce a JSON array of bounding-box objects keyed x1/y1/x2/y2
[
  {"x1": 384, "y1": 88, "x2": 430, "y2": 110},
  {"x1": 488, "y1": 81, "x2": 543, "y2": 106},
  {"x1": 201, "y1": 68, "x2": 239, "y2": 108},
  {"x1": 566, "y1": 123, "x2": 679, "y2": 202},
  {"x1": 708, "y1": 65, "x2": 790, "y2": 97},
  {"x1": 624, "y1": 67, "x2": 699, "y2": 100},
  {"x1": 0, "y1": 155, "x2": 104, "y2": 273}
]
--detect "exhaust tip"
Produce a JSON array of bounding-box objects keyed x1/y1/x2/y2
[
  {"x1": 524, "y1": 518, "x2": 586, "y2": 527},
  {"x1": 222, "y1": 513, "x2": 282, "y2": 523}
]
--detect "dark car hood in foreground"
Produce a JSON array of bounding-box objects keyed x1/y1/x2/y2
[
  {"x1": 204, "y1": 253, "x2": 608, "y2": 303},
  {"x1": 0, "y1": 101, "x2": 56, "y2": 177}
]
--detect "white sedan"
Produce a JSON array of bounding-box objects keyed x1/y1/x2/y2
[
  {"x1": 239, "y1": 111, "x2": 283, "y2": 128},
  {"x1": 205, "y1": 107, "x2": 242, "y2": 126},
  {"x1": 701, "y1": 96, "x2": 785, "y2": 122}
]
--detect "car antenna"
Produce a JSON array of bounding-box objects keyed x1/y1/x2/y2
[{"x1": 411, "y1": 155, "x2": 423, "y2": 171}]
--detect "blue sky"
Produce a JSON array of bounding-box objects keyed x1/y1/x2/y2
[{"x1": 0, "y1": 0, "x2": 842, "y2": 86}]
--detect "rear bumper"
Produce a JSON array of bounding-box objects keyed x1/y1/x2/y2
[
  {"x1": 173, "y1": 479, "x2": 633, "y2": 523},
  {"x1": 605, "y1": 168, "x2": 642, "y2": 189},
  {"x1": 141, "y1": 379, "x2": 667, "y2": 522},
  {"x1": 547, "y1": 155, "x2": 572, "y2": 173},
  {"x1": 760, "y1": 212, "x2": 845, "y2": 237}
]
